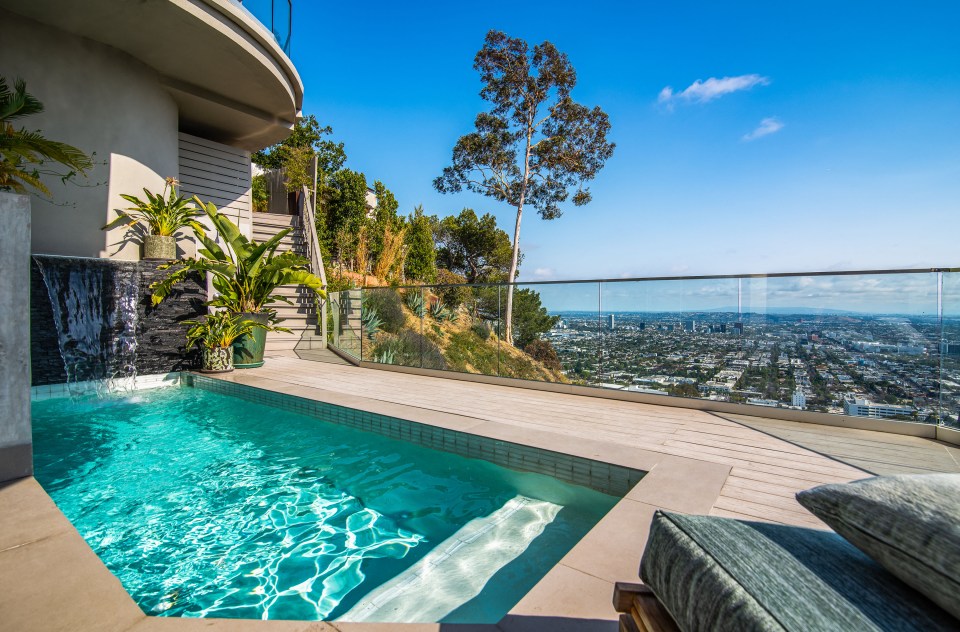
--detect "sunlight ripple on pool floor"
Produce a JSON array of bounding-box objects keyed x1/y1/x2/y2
[{"x1": 31, "y1": 387, "x2": 619, "y2": 622}]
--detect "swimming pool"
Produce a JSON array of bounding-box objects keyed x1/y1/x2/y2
[{"x1": 32, "y1": 384, "x2": 623, "y2": 623}]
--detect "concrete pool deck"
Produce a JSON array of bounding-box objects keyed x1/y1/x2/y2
[{"x1": 4, "y1": 358, "x2": 959, "y2": 631}]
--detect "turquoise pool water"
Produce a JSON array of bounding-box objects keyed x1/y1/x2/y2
[{"x1": 32, "y1": 386, "x2": 619, "y2": 623}]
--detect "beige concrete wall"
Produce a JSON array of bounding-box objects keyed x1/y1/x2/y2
[{"x1": 1, "y1": 9, "x2": 179, "y2": 260}]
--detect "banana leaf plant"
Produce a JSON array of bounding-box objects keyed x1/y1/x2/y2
[{"x1": 150, "y1": 198, "x2": 326, "y2": 329}]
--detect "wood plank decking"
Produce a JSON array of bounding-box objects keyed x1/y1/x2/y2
[{"x1": 237, "y1": 356, "x2": 959, "y2": 530}]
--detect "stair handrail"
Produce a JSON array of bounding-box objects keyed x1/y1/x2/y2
[{"x1": 300, "y1": 184, "x2": 328, "y2": 344}]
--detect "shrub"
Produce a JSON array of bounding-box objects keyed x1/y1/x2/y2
[
  {"x1": 372, "y1": 330, "x2": 447, "y2": 370},
  {"x1": 434, "y1": 268, "x2": 471, "y2": 309},
  {"x1": 524, "y1": 339, "x2": 561, "y2": 372},
  {"x1": 363, "y1": 288, "x2": 405, "y2": 333},
  {"x1": 471, "y1": 320, "x2": 492, "y2": 341}
]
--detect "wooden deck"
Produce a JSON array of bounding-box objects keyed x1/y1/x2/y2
[{"x1": 240, "y1": 356, "x2": 959, "y2": 530}]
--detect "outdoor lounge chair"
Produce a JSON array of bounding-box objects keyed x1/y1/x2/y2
[{"x1": 614, "y1": 474, "x2": 960, "y2": 632}]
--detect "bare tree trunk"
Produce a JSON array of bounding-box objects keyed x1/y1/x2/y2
[
  {"x1": 504, "y1": 204, "x2": 523, "y2": 343},
  {"x1": 504, "y1": 121, "x2": 533, "y2": 345}
]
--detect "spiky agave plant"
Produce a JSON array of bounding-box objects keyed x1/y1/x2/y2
[
  {"x1": 0, "y1": 76, "x2": 92, "y2": 195},
  {"x1": 151, "y1": 198, "x2": 325, "y2": 321},
  {"x1": 405, "y1": 290, "x2": 426, "y2": 317}
]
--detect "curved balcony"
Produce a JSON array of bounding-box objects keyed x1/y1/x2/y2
[{"x1": 0, "y1": 0, "x2": 303, "y2": 150}]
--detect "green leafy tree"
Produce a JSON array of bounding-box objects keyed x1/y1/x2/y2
[
  {"x1": 510, "y1": 288, "x2": 559, "y2": 348},
  {"x1": 282, "y1": 145, "x2": 314, "y2": 210},
  {"x1": 434, "y1": 208, "x2": 516, "y2": 283},
  {"x1": 252, "y1": 115, "x2": 346, "y2": 174},
  {"x1": 0, "y1": 76, "x2": 93, "y2": 196},
  {"x1": 404, "y1": 205, "x2": 437, "y2": 282},
  {"x1": 369, "y1": 179, "x2": 403, "y2": 264},
  {"x1": 434, "y1": 30, "x2": 615, "y2": 343},
  {"x1": 251, "y1": 174, "x2": 269, "y2": 212},
  {"x1": 324, "y1": 169, "x2": 369, "y2": 265}
]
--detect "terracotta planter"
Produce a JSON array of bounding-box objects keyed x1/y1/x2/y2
[
  {"x1": 233, "y1": 312, "x2": 270, "y2": 369},
  {"x1": 143, "y1": 234, "x2": 176, "y2": 260},
  {"x1": 201, "y1": 346, "x2": 234, "y2": 373}
]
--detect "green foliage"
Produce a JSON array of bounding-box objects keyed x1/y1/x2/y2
[
  {"x1": 324, "y1": 169, "x2": 369, "y2": 263},
  {"x1": 404, "y1": 205, "x2": 436, "y2": 282},
  {"x1": 184, "y1": 311, "x2": 258, "y2": 350},
  {"x1": 0, "y1": 76, "x2": 93, "y2": 196},
  {"x1": 252, "y1": 115, "x2": 346, "y2": 174},
  {"x1": 405, "y1": 289, "x2": 426, "y2": 318},
  {"x1": 434, "y1": 269, "x2": 471, "y2": 309},
  {"x1": 429, "y1": 298, "x2": 455, "y2": 323},
  {"x1": 103, "y1": 178, "x2": 204, "y2": 237},
  {"x1": 360, "y1": 304, "x2": 383, "y2": 340},
  {"x1": 433, "y1": 31, "x2": 615, "y2": 340},
  {"x1": 471, "y1": 320, "x2": 491, "y2": 341},
  {"x1": 373, "y1": 330, "x2": 447, "y2": 370},
  {"x1": 363, "y1": 289, "x2": 405, "y2": 333},
  {"x1": 510, "y1": 288, "x2": 559, "y2": 348},
  {"x1": 251, "y1": 174, "x2": 269, "y2": 212},
  {"x1": 434, "y1": 208, "x2": 517, "y2": 283},
  {"x1": 150, "y1": 198, "x2": 325, "y2": 320},
  {"x1": 523, "y1": 339, "x2": 561, "y2": 371},
  {"x1": 283, "y1": 145, "x2": 313, "y2": 197}
]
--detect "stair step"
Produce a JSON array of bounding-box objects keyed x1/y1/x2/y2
[{"x1": 252, "y1": 212, "x2": 300, "y2": 227}]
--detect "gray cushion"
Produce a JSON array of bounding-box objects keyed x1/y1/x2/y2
[
  {"x1": 639, "y1": 510, "x2": 957, "y2": 632},
  {"x1": 797, "y1": 473, "x2": 960, "y2": 621}
]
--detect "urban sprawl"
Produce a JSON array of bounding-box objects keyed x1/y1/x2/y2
[{"x1": 546, "y1": 311, "x2": 960, "y2": 426}]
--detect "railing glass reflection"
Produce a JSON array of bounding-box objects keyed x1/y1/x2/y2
[{"x1": 323, "y1": 269, "x2": 959, "y2": 427}]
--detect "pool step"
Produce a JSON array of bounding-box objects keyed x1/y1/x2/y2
[{"x1": 340, "y1": 495, "x2": 561, "y2": 623}]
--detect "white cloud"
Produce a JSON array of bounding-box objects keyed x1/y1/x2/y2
[
  {"x1": 531, "y1": 267, "x2": 556, "y2": 280},
  {"x1": 742, "y1": 117, "x2": 784, "y2": 141},
  {"x1": 658, "y1": 74, "x2": 770, "y2": 105}
]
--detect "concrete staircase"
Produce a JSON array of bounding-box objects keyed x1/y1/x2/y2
[{"x1": 251, "y1": 212, "x2": 320, "y2": 353}]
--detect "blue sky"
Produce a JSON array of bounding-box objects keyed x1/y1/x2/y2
[{"x1": 291, "y1": 1, "x2": 960, "y2": 283}]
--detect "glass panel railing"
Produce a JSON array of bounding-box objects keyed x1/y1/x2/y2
[
  {"x1": 599, "y1": 278, "x2": 740, "y2": 398},
  {"x1": 421, "y1": 283, "x2": 501, "y2": 377},
  {"x1": 941, "y1": 271, "x2": 960, "y2": 428},
  {"x1": 320, "y1": 269, "x2": 956, "y2": 427},
  {"x1": 362, "y1": 287, "x2": 426, "y2": 368},
  {"x1": 510, "y1": 282, "x2": 599, "y2": 384},
  {"x1": 328, "y1": 289, "x2": 361, "y2": 361},
  {"x1": 237, "y1": 0, "x2": 292, "y2": 55},
  {"x1": 740, "y1": 273, "x2": 940, "y2": 421}
]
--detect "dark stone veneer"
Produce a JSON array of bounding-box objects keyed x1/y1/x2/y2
[{"x1": 30, "y1": 257, "x2": 207, "y2": 385}]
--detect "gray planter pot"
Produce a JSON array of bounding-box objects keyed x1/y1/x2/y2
[
  {"x1": 144, "y1": 234, "x2": 176, "y2": 260},
  {"x1": 201, "y1": 346, "x2": 234, "y2": 373}
]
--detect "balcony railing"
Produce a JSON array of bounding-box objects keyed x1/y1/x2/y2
[
  {"x1": 236, "y1": 0, "x2": 292, "y2": 55},
  {"x1": 325, "y1": 268, "x2": 960, "y2": 429}
]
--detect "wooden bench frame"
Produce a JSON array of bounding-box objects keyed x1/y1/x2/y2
[{"x1": 613, "y1": 582, "x2": 680, "y2": 632}]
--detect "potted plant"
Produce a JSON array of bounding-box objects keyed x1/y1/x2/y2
[
  {"x1": 151, "y1": 198, "x2": 326, "y2": 368},
  {"x1": 184, "y1": 311, "x2": 258, "y2": 373},
  {"x1": 103, "y1": 177, "x2": 205, "y2": 260}
]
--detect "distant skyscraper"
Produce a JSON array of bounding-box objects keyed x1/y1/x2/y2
[
  {"x1": 733, "y1": 322, "x2": 743, "y2": 336},
  {"x1": 607, "y1": 314, "x2": 615, "y2": 330},
  {"x1": 639, "y1": 322, "x2": 645, "y2": 330},
  {"x1": 792, "y1": 389, "x2": 806, "y2": 410},
  {"x1": 683, "y1": 319, "x2": 695, "y2": 332}
]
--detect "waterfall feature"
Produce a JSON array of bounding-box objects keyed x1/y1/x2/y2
[{"x1": 34, "y1": 256, "x2": 140, "y2": 394}]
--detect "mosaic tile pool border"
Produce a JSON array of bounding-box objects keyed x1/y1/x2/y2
[{"x1": 186, "y1": 374, "x2": 645, "y2": 497}]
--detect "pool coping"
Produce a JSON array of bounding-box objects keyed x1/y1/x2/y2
[{"x1": 5, "y1": 372, "x2": 732, "y2": 631}]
